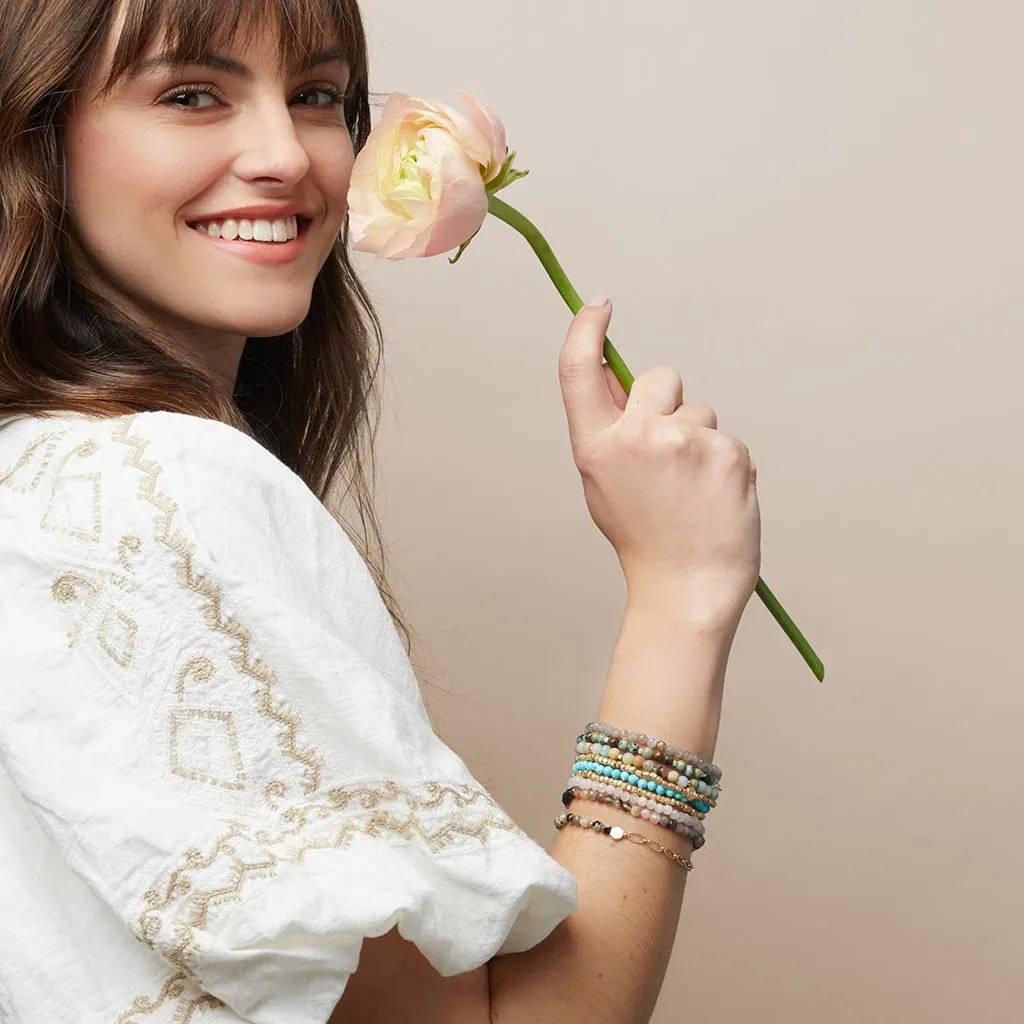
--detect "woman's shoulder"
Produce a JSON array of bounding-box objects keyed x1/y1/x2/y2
[
  {"x1": 0, "y1": 408, "x2": 364, "y2": 623},
  {"x1": 0, "y1": 409, "x2": 322, "y2": 547},
  {"x1": 0, "y1": 408, "x2": 296, "y2": 493}
]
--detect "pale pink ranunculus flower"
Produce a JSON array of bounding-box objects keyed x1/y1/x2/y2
[{"x1": 347, "y1": 91, "x2": 508, "y2": 260}]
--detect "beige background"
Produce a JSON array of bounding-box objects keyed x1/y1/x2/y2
[{"x1": 352, "y1": 2, "x2": 1023, "y2": 1020}]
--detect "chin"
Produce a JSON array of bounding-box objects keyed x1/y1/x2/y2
[{"x1": 219, "y1": 302, "x2": 313, "y2": 338}]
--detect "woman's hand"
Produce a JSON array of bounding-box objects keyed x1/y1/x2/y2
[{"x1": 558, "y1": 296, "x2": 762, "y2": 627}]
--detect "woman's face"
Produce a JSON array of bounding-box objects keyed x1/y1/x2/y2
[{"x1": 64, "y1": 10, "x2": 355, "y2": 385}]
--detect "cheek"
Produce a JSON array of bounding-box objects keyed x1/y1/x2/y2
[
  {"x1": 306, "y1": 130, "x2": 356, "y2": 217},
  {"x1": 66, "y1": 123, "x2": 220, "y2": 256}
]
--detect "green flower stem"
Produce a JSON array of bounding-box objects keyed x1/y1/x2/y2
[{"x1": 486, "y1": 193, "x2": 824, "y2": 682}]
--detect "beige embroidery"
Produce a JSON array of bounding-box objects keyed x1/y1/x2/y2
[
  {"x1": 112, "y1": 419, "x2": 324, "y2": 796},
  {"x1": 99, "y1": 416, "x2": 519, "y2": 1019},
  {"x1": 52, "y1": 571, "x2": 102, "y2": 647},
  {"x1": 111, "y1": 971, "x2": 222, "y2": 1024},
  {"x1": 137, "y1": 781, "x2": 517, "y2": 975},
  {"x1": 52, "y1": 567, "x2": 141, "y2": 674},
  {"x1": 41, "y1": 439, "x2": 103, "y2": 542},
  {"x1": 174, "y1": 657, "x2": 216, "y2": 701},
  {"x1": 169, "y1": 709, "x2": 246, "y2": 792},
  {"x1": 97, "y1": 606, "x2": 139, "y2": 668},
  {"x1": 168, "y1": 658, "x2": 247, "y2": 793},
  {"x1": 0, "y1": 430, "x2": 65, "y2": 494},
  {"x1": 119, "y1": 533, "x2": 142, "y2": 574}
]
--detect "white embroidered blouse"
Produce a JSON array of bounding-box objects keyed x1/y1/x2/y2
[{"x1": 0, "y1": 411, "x2": 578, "y2": 1024}]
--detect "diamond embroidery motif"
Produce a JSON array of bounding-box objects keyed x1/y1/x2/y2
[
  {"x1": 0, "y1": 432, "x2": 63, "y2": 494},
  {"x1": 169, "y1": 708, "x2": 246, "y2": 791},
  {"x1": 41, "y1": 473, "x2": 102, "y2": 543},
  {"x1": 97, "y1": 606, "x2": 138, "y2": 669}
]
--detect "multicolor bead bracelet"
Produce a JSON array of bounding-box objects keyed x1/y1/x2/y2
[
  {"x1": 555, "y1": 811, "x2": 695, "y2": 872},
  {"x1": 572, "y1": 758, "x2": 714, "y2": 814},
  {"x1": 570, "y1": 768, "x2": 706, "y2": 820},
  {"x1": 579, "y1": 721, "x2": 722, "y2": 787},
  {"x1": 562, "y1": 782, "x2": 706, "y2": 848},
  {"x1": 557, "y1": 722, "x2": 724, "y2": 873}
]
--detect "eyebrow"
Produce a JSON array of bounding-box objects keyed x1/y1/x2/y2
[{"x1": 136, "y1": 46, "x2": 349, "y2": 80}]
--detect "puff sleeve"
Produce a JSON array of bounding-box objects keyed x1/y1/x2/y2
[{"x1": 0, "y1": 411, "x2": 577, "y2": 1024}]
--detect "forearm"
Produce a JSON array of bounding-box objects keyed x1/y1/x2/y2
[{"x1": 488, "y1": 584, "x2": 739, "y2": 1024}]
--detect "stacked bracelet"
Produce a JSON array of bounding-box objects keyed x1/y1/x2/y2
[
  {"x1": 557, "y1": 721, "x2": 723, "y2": 870},
  {"x1": 572, "y1": 758, "x2": 714, "y2": 814},
  {"x1": 563, "y1": 782, "x2": 705, "y2": 848},
  {"x1": 573, "y1": 754, "x2": 716, "y2": 809},
  {"x1": 571, "y1": 767, "x2": 706, "y2": 820},
  {"x1": 580, "y1": 722, "x2": 722, "y2": 786},
  {"x1": 577, "y1": 728, "x2": 721, "y2": 798},
  {"x1": 555, "y1": 811, "x2": 694, "y2": 872}
]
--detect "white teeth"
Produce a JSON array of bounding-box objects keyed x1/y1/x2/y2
[{"x1": 192, "y1": 214, "x2": 299, "y2": 242}]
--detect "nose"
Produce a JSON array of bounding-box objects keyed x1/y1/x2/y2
[{"x1": 232, "y1": 99, "x2": 312, "y2": 188}]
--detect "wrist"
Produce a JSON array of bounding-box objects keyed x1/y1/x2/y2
[{"x1": 623, "y1": 570, "x2": 749, "y2": 637}]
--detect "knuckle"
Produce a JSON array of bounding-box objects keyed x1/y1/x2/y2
[
  {"x1": 686, "y1": 403, "x2": 718, "y2": 429},
  {"x1": 662, "y1": 423, "x2": 695, "y2": 451},
  {"x1": 716, "y1": 433, "x2": 750, "y2": 463},
  {"x1": 651, "y1": 365, "x2": 683, "y2": 388},
  {"x1": 617, "y1": 418, "x2": 651, "y2": 454}
]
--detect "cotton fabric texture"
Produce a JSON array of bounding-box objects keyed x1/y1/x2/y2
[{"x1": 0, "y1": 411, "x2": 578, "y2": 1024}]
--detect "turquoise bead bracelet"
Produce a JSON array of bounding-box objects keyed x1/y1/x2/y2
[
  {"x1": 576, "y1": 753, "x2": 717, "y2": 809},
  {"x1": 577, "y1": 731, "x2": 721, "y2": 798},
  {"x1": 572, "y1": 758, "x2": 714, "y2": 814},
  {"x1": 571, "y1": 768, "x2": 706, "y2": 821}
]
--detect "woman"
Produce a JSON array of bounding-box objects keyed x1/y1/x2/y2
[{"x1": 0, "y1": 0, "x2": 761, "y2": 1022}]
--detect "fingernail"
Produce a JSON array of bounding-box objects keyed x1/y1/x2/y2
[{"x1": 586, "y1": 294, "x2": 610, "y2": 309}]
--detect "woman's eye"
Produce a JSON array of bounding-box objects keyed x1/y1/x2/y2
[
  {"x1": 165, "y1": 89, "x2": 219, "y2": 109},
  {"x1": 293, "y1": 87, "x2": 345, "y2": 107}
]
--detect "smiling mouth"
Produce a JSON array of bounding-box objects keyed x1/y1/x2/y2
[{"x1": 187, "y1": 214, "x2": 310, "y2": 243}]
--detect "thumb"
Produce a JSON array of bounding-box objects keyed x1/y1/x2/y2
[{"x1": 558, "y1": 296, "x2": 619, "y2": 451}]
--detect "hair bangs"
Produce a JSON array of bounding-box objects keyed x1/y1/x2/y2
[{"x1": 99, "y1": 0, "x2": 366, "y2": 97}]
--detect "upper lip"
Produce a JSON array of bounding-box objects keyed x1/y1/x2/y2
[{"x1": 186, "y1": 204, "x2": 314, "y2": 224}]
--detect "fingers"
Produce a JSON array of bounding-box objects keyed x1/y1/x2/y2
[
  {"x1": 625, "y1": 366, "x2": 683, "y2": 416},
  {"x1": 558, "y1": 296, "x2": 620, "y2": 449},
  {"x1": 672, "y1": 402, "x2": 718, "y2": 430},
  {"x1": 601, "y1": 363, "x2": 629, "y2": 411}
]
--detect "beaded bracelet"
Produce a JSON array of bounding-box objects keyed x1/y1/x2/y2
[
  {"x1": 582, "y1": 721, "x2": 720, "y2": 781},
  {"x1": 581, "y1": 722, "x2": 722, "y2": 786},
  {"x1": 572, "y1": 758, "x2": 714, "y2": 814},
  {"x1": 577, "y1": 735, "x2": 720, "y2": 800},
  {"x1": 571, "y1": 766, "x2": 706, "y2": 820},
  {"x1": 555, "y1": 811, "x2": 694, "y2": 872},
  {"x1": 571, "y1": 768, "x2": 706, "y2": 822},
  {"x1": 563, "y1": 784, "x2": 706, "y2": 849},
  {"x1": 565, "y1": 774, "x2": 707, "y2": 832},
  {"x1": 575, "y1": 754, "x2": 717, "y2": 809}
]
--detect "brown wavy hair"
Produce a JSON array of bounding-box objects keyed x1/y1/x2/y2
[{"x1": 0, "y1": 0, "x2": 425, "y2": 671}]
